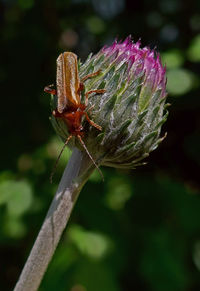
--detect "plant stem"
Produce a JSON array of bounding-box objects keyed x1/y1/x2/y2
[{"x1": 14, "y1": 148, "x2": 95, "y2": 291}]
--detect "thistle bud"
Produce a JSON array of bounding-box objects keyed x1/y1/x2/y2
[{"x1": 51, "y1": 36, "x2": 168, "y2": 169}]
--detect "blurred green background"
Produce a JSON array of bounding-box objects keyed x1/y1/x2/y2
[{"x1": 1, "y1": 0, "x2": 200, "y2": 290}]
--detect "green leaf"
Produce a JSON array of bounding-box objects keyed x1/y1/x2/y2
[
  {"x1": 167, "y1": 68, "x2": 196, "y2": 96},
  {"x1": 0, "y1": 180, "x2": 33, "y2": 217},
  {"x1": 187, "y1": 34, "x2": 200, "y2": 62},
  {"x1": 68, "y1": 225, "x2": 112, "y2": 259}
]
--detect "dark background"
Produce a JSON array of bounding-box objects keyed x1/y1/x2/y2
[{"x1": 1, "y1": 0, "x2": 200, "y2": 290}]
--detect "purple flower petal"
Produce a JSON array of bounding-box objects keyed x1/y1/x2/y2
[{"x1": 102, "y1": 37, "x2": 166, "y2": 97}]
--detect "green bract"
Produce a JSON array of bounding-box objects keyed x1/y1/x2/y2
[{"x1": 51, "y1": 37, "x2": 168, "y2": 169}]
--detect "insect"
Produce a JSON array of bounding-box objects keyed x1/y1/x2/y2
[{"x1": 44, "y1": 52, "x2": 106, "y2": 181}]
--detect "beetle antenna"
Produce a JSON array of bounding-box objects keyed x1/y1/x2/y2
[
  {"x1": 77, "y1": 135, "x2": 104, "y2": 181},
  {"x1": 50, "y1": 135, "x2": 72, "y2": 183}
]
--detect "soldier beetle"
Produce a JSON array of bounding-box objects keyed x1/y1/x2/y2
[{"x1": 44, "y1": 52, "x2": 106, "y2": 181}]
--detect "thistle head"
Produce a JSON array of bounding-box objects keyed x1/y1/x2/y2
[{"x1": 51, "y1": 36, "x2": 168, "y2": 169}]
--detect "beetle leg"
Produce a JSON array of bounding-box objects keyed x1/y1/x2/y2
[
  {"x1": 81, "y1": 70, "x2": 101, "y2": 82},
  {"x1": 83, "y1": 112, "x2": 102, "y2": 131},
  {"x1": 44, "y1": 84, "x2": 57, "y2": 95},
  {"x1": 77, "y1": 82, "x2": 84, "y2": 94},
  {"x1": 85, "y1": 89, "x2": 106, "y2": 106}
]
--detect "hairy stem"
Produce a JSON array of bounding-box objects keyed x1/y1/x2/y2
[{"x1": 14, "y1": 148, "x2": 95, "y2": 291}]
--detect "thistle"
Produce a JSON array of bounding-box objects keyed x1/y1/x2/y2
[
  {"x1": 14, "y1": 37, "x2": 168, "y2": 291},
  {"x1": 51, "y1": 36, "x2": 168, "y2": 169}
]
